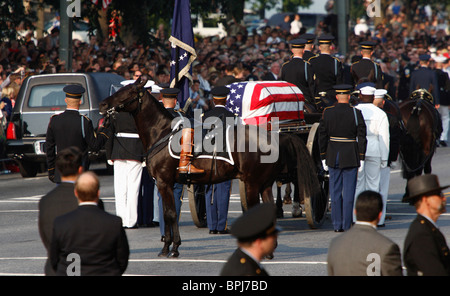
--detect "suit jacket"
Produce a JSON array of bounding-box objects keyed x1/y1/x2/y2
[
  {"x1": 216, "y1": 75, "x2": 240, "y2": 87},
  {"x1": 319, "y1": 103, "x2": 367, "y2": 168},
  {"x1": 49, "y1": 205, "x2": 129, "y2": 276},
  {"x1": 261, "y1": 71, "x2": 278, "y2": 81},
  {"x1": 220, "y1": 248, "x2": 269, "y2": 276},
  {"x1": 403, "y1": 214, "x2": 450, "y2": 276},
  {"x1": 38, "y1": 182, "x2": 79, "y2": 276},
  {"x1": 308, "y1": 53, "x2": 343, "y2": 97},
  {"x1": 327, "y1": 223, "x2": 403, "y2": 276}
]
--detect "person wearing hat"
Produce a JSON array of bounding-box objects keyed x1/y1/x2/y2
[
  {"x1": 45, "y1": 84, "x2": 112, "y2": 183},
  {"x1": 308, "y1": 35, "x2": 343, "y2": 105},
  {"x1": 373, "y1": 89, "x2": 401, "y2": 226},
  {"x1": 354, "y1": 84, "x2": 389, "y2": 213},
  {"x1": 327, "y1": 190, "x2": 402, "y2": 276},
  {"x1": 202, "y1": 86, "x2": 236, "y2": 235},
  {"x1": 319, "y1": 84, "x2": 367, "y2": 232},
  {"x1": 397, "y1": 53, "x2": 415, "y2": 102},
  {"x1": 402, "y1": 174, "x2": 450, "y2": 276},
  {"x1": 220, "y1": 203, "x2": 280, "y2": 276},
  {"x1": 281, "y1": 38, "x2": 316, "y2": 105},
  {"x1": 434, "y1": 56, "x2": 450, "y2": 147},
  {"x1": 409, "y1": 54, "x2": 440, "y2": 106},
  {"x1": 105, "y1": 89, "x2": 145, "y2": 228},
  {"x1": 299, "y1": 33, "x2": 316, "y2": 61},
  {"x1": 350, "y1": 41, "x2": 383, "y2": 88}
]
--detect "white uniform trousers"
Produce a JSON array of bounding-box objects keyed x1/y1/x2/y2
[
  {"x1": 114, "y1": 160, "x2": 143, "y2": 227},
  {"x1": 438, "y1": 105, "x2": 449, "y2": 142},
  {"x1": 354, "y1": 156, "x2": 381, "y2": 222},
  {"x1": 378, "y1": 166, "x2": 390, "y2": 225}
]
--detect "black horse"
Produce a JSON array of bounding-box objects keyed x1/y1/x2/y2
[
  {"x1": 399, "y1": 89, "x2": 442, "y2": 198},
  {"x1": 99, "y1": 78, "x2": 320, "y2": 258}
]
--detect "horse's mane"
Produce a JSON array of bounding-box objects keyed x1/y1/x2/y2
[{"x1": 142, "y1": 90, "x2": 176, "y2": 120}]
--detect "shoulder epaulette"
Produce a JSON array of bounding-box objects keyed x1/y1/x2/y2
[
  {"x1": 82, "y1": 114, "x2": 91, "y2": 121},
  {"x1": 308, "y1": 55, "x2": 318, "y2": 62}
]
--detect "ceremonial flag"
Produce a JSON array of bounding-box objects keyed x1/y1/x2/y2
[
  {"x1": 225, "y1": 81, "x2": 305, "y2": 125},
  {"x1": 169, "y1": 0, "x2": 197, "y2": 108}
]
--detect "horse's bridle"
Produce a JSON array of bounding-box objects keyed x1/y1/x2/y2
[{"x1": 104, "y1": 88, "x2": 145, "y2": 118}]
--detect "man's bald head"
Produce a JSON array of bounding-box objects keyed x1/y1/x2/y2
[{"x1": 74, "y1": 171, "x2": 100, "y2": 203}]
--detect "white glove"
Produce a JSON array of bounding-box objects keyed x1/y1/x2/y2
[
  {"x1": 380, "y1": 160, "x2": 387, "y2": 169},
  {"x1": 358, "y1": 160, "x2": 364, "y2": 173},
  {"x1": 321, "y1": 159, "x2": 328, "y2": 171},
  {"x1": 107, "y1": 160, "x2": 114, "y2": 166},
  {"x1": 142, "y1": 161, "x2": 146, "y2": 167}
]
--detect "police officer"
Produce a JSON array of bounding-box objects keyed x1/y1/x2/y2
[
  {"x1": 308, "y1": 35, "x2": 343, "y2": 105},
  {"x1": 220, "y1": 203, "x2": 281, "y2": 276},
  {"x1": 410, "y1": 54, "x2": 440, "y2": 105},
  {"x1": 319, "y1": 84, "x2": 367, "y2": 232},
  {"x1": 434, "y1": 56, "x2": 450, "y2": 147},
  {"x1": 397, "y1": 54, "x2": 415, "y2": 102},
  {"x1": 202, "y1": 86, "x2": 235, "y2": 234},
  {"x1": 106, "y1": 107, "x2": 144, "y2": 228},
  {"x1": 45, "y1": 85, "x2": 111, "y2": 183},
  {"x1": 299, "y1": 33, "x2": 316, "y2": 61},
  {"x1": 350, "y1": 41, "x2": 383, "y2": 88},
  {"x1": 281, "y1": 39, "x2": 316, "y2": 105}
]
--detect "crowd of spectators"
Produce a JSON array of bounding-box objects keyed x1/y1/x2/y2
[{"x1": 0, "y1": 1, "x2": 449, "y2": 112}]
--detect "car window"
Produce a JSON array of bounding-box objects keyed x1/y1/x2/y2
[{"x1": 28, "y1": 84, "x2": 84, "y2": 108}]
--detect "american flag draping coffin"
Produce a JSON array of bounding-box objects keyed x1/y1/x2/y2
[{"x1": 225, "y1": 81, "x2": 305, "y2": 125}]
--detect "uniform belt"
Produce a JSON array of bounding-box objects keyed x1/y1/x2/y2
[
  {"x1": 330, "y1": 136, "x2": 356, "y2": 142},
  {"x1": 115, "y1": 132, "x2": 140, "y2": 138}
]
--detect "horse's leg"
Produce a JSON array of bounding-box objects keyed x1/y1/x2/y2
[
  {"x1": 424, "y1": 154, "x2": 433, "y2": 174},
  {"x1": 276, "y1": 182, "x2": 284, "y2": 218},
  {"x1": 245, "y1": 182, "x2": 260, "y2": 208},
  {"x1": 292, "y1": 179, "x2": 303, "y2": 218},
  {"x1": 284, "y1": 183, "x2": 292, "y2": 204},
  {"x1": 157, "y1": 182, "x2": 178, "y2": 257}
]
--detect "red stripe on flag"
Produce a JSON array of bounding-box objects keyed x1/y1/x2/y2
[{"x1": 249, "y1": 83, "x2": 304, "y2": 111}]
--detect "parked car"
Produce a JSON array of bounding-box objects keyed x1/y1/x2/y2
[{"x1": 5, "y1": 72, "x2": 124, "y2": 177}]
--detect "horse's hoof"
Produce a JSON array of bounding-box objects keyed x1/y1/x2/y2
[
  {"x1": 158, "y1": 250, "x2": 169, "y2": 257},
  {"x1": 292, "y1": 202, "x2": 302, "y2": 218},
  {"x1": 276, "y1": 209, "x2": 284, "y2": 219},
  {"x1": 167, "y1": 251, "x2": 179, "y2": 258}
]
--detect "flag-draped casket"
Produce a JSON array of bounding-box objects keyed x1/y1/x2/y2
[{"x1": 225, "y1": 81, "x2": 305, "y2": 125}]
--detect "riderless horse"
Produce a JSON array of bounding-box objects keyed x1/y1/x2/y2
[{"x1": 99, "y1": 78, "x2": 320, "y2": 258}]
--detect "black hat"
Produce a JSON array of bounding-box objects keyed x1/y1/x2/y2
[
  {"x1": 290, "y1": 38, "x2": 307, "y2": 49},
  {"x1": 231, "y1": 203, "x2": 281, "y2": 242},
  {"x1": 419, "y1": 54, "x2": 431, "y2": 61},
  {"x1": 333, "y1": 84, "x2": 353, "y2": 94},
  {"x1": 160, "y1": 88, "x2": 180, "y2": 98},
  {"x1": 211, "y1": 86, "x2": 230, "y2": 99},
  {"x1": 318, "y1": 34, "x2": 335, "y2": 44},
  {"x1": 158, "y1": 83, "x2": 170, "y2": 89},
  {"x1": 360, "y1": 41, "x2": 376, "y2": 50},
  {"x1": 402, "y1": 174, "x2": 449, "y2": 204},
  {"x1": 299, "y1": 33, "x2": 315, "y2": 44},
  {"x1": 63, "y1": 85, "x2": 85, "y2": 99},
  {"x1": 401, "y1": 53, "x2": 411, "y2": 62}
]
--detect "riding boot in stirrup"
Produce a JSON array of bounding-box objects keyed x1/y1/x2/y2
[{"x1": 178, "y1": 128, "x2": 204, "y2": 174}]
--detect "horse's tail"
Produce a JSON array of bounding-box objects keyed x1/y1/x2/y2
[{"x1": 289, "y1": 134, "x2": 321, "y2": 200}]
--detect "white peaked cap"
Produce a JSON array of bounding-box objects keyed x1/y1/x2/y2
[
  {"x1": 359, "y1": 86, "x2": 376, "y2": 95},
  {"x1": 374, "y1": 89, "x2": 387, "y2": 99},
  {"x1": 120, "y1": 79, "x2": 155, "y2": 88}
]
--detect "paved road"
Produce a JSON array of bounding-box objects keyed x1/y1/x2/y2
[{"x1": 0, "y1": 146, "x2": 449, "y2": 277}]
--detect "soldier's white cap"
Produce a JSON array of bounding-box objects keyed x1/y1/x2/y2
[
  {"x1": 360, "y1": 86, "x2": 376, "y2": 96},
  {"x1": 374, "y1": 89, "x2": 387, "y2": 99}
]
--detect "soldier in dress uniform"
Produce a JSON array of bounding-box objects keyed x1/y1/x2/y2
[
  {"x1": 402, "y1": 174, "x2": 450, "y2": 276},
  {"x1": 106, "y1": 107, "x2": 144, "y2": 228},
  {"x1": 308, "y1": 35, "x2": 343, "y2": 105},
  {"x1": 299, "y1": 33, "x2": 316, "y2": 61},
  {"x1": 319, "y1": 84, "x2": 367, "y2": 232},
  {"x1": 280, "y1": 38, "x2": 316, "y2": 105},
  {"x1": 350, "y1": 41, "x2": 383, "y2": 88},
  {"x1": 220, "y1": 203, "x2": 281, "y2": 276},
  {"x1": 202, "y1": 86, "x2": 235, "y2": 234},
  {"x1": 45, "y1": 85, "x2": 111, "y2": 183}
]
